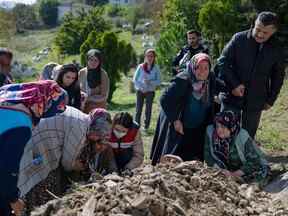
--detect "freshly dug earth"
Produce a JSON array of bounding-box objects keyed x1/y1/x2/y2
[{"x1": 31, "y1": 161, "x2": 288, "y2": 216}]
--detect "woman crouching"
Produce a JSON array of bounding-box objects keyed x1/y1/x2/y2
[{"x1": 204, "y1": 110, "x2": 269, "y2": 183}]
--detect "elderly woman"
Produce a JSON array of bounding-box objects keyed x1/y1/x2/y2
[
  {"x1": 150, "y1": 53, "x2": 222, "y2": 165},
  {"x1": 0, "y1": 80, "x2": 66, "y2": 216},
  {"x1": 18, "y1": 107, "x2": 112, "y2": 211},
  {"x1": 204, "y1": 110, "x2": 269, "y2": 183},
  {"x1": 79, "y1": 49, "x2": 110, "y2": 112}
]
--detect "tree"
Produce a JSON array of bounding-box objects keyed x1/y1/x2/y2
[
  {"x1": 126, "y1": 5, "x2": 145, "y2": 33},
  {"x1": 0, "y1": 11, "x2": 16, "y2": 46},
  {"x1": 198, "y1": 0, "x2": 243, "y2": 57},
  {"x1": 55, "y1": 7, "x2": 110, "y2": 55},
  {"x1": 12, "y1": 3, "x2": 38, "y2": 33},
  {"x1": 156, "y1": 14, "x2": 187, "y2": 76},
  {"x1": 80, "y1": 31, "x2": 136, "y2": 101},
  {"x1": 39, "y1": 0, "x2": 59, "y2": 26}
]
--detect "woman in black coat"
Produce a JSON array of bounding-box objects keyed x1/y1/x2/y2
[{"x1": 150, "y1": 53, "x2": 222, "y2": 165}]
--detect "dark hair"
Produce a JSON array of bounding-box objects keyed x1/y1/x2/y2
[
  {"x1": 187, "y1": 30, "x2": 201, "y2": 37},
  {"x1": 257, "y1": 11, "x2": 279, "y2": 28},
  {"x1": 113, "y1": 112, "x2": 133, "y2": 129},
  {"x1": 0, "y1": 47, "x2": 13, "y2": 59},
  {"x1": 56, "y1": 63, "x2": 79, "y2": 87}
]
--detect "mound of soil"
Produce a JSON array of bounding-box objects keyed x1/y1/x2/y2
[{"x1": 31, "y1": 161, "x2": 288, "y2": 216}]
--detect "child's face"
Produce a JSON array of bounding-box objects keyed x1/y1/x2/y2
[{"x1": 216, "y1": 123, "x2": 231, "y2": 139}]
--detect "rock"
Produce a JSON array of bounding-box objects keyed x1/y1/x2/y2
[
  {"x1": 104, "y1": 180, "x2": 117, "y2": 189},
  {"x1": 130, "y1": 194, "x2": 150, "y2": 209}
]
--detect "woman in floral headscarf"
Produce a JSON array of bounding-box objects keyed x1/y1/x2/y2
[
  {"x1": 0, "y1": 80, "x2": 66, "y2": 216},
  {"x1": 150, "y1": 53, "x2": 223, "y2": 165},
  {"x1": 204, "y1": 110, "x2": 269, "y2": 183}
]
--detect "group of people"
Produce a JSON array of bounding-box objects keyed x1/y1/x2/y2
[
  {"x1": 0, "y1": 11, "x2": 286, "y2": 216},
  {"x1": 152, "y1": 11, "x2": 285, "y2": 180}
]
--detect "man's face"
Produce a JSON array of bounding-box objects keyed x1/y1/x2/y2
[
  {"x1": 252, "y1": 19, "x2": 277, "y2": 43},
  {"x1": 87, "y1": 133, "x2": 108, "y2": 153},
  {"x1": 187, "y1": 33, "x2": 199, "y2": 47}
]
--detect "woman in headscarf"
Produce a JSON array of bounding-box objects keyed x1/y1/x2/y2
[
  {"x1": 150, "y1": 53, "x2": 222, "y2": 165},
  {"x1": 0, "y1": 48, "x2": 13, "y2": 87},
  {"x1": 133, "y1": 48, "x2": 161, "y2": 130},
  {"x1": 0, "y1": 80, "x2": 66, "y2": 216},
  {"x1": 204, "y1": 110, "x2": 269, "y2": 183},
  {"x1": 55, "y1": 63, "x2": 81, "y2": 109},
  {"x1": 18, "y1": 107, "x2": 112, "y2": 212},
  {"x1": 78, "y1": 49, "x2": 110, "y2": 112}
]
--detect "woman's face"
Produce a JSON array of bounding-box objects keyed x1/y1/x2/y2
[
  {"x1": 87, "y1": 133, "x2": 108, "y2": 152},
  {"x1": 145, "y1": 52, "x2": 155, "y2": 65},
  {"x1": 62, "y1": 71, "x2": 77, "y2": 87},
  {"x1": 216, "y1": 123, "x2": 231, "y2": 139},
  {"x1": 87, "y1": 56, "x2": 100, "y2": 69},
  {"x1": 0, "y1": 54, "x2": 12, "y2": 66},
  {"x1": 195, "y1": 61, "x2": 209, "y2": 81}
]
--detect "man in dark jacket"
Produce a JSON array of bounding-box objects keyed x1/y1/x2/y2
[
  {"x1": 172, "y1": 30, "x2": 209, "y2": 75},
  {"x1": 217, "y1": 11, "x2": 285, "y2": 138}
]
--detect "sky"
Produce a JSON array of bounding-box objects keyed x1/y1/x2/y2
[{"x1": 0, "y1": 0, "x2": 37, "y2": 4}]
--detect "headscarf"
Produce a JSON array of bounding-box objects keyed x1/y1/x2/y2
[
  {"x1": 87, "y1": 49, "x2": 102, "y2": 88},
  {"x1": 141, "y1": 48, "x2": 156, "y2": 74},
  {"x1": 0, "y1": 80, "x2": 67, "y2": 124},
  {"x1": 212, "y1": 110, "x2": 241, "y2": 168},
  {"x1": 88, "y1": 108, "x2": 112, "y2": 139},
  {"x1": 187, "y1": 53, "x2": 211, "y2": 102}
]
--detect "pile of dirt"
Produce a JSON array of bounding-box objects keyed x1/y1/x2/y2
[{"x1": 31, "y1": 161, "x2": 288, "y2": 216}]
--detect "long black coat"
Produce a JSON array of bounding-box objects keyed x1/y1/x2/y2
[
  {"x1": 217, "y1": 30, "x2": 285, "y2": 111},
  {"x1": 150, "y1": 72, "x2": 221, "y2": 165}
]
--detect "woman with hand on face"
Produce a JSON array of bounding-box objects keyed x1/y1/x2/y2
[
  {"x1": 0, "y1": 80, "x2": 66, "y2": 216},
  {"x1": 78, "y1": 49, "x2": 110, "y2": 113},
  {"x1": 150, "y1": 53, "x2": 221, "y2": 165},
  {"x1": 133, "y1": 48, "x2": 161, "y2": 130},
  {"x1": 55, "y1": 64, "x2": 81, "y2": 110},
  {"x1": 204, "y1": 110, "x2": 269, "y2": 183},
  {"x1": 109, "y1": 112, "x2": 144, "y2": 174}
]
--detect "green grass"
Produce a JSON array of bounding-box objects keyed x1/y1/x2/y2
[{"x1": 257, "y1": 80, "x2": 288, "y2": 152}]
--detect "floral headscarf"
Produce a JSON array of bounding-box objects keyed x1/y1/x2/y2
[
  {"x1": 187, "y1": 53, "x2": 211, "y2": 102},
  {"x1": 0, "y1": 80, "x2": 67, "y2": 123},
  {"x1": 88, "y1": 108, "x2": 112, "y2": 140},
  {"x1": 212, "y1": 110, "x2": 241, "y2": 168}
]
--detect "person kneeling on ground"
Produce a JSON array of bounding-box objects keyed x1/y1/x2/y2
[
  {"x1": 204, "y1": 110, "x2": 269, "y2": 183},
  {"x1": 109, "y1": 112, "x2": 144, "y2": 175},
  {"x1": 18, "y1": 107, "x2": 112, "y2": 211}
]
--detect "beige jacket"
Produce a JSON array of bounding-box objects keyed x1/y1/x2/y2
[{"x1": 78, "y1": 67, "x2": 110, "y2": 104}]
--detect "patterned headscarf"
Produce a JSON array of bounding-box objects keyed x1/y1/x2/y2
[
  {"x1": 88, "y1": 108, "x2": 112, "y2": 140},
  {"x1": 187, "y1": 53, "x2": 211, "y2": 102},
  {"x1": 0, "y1": 80, "x2": 67, "y2": 120},
  {"x1": 212, "y1": 110, "x2": 241, "y2": 168}
]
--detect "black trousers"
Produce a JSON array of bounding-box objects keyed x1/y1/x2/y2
[
  {"x1": 175, "y1": 126, "x2": 206, "y2": 161},
  {"x1": 242, "y1": 110, "x2": 262, "y2": 139},
  {"x1": 135, "y1": 91, "x2": 155, "y2": 129}
]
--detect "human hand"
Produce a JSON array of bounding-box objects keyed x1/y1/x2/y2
[
  {"x1": 263, "y1": 103, "x2": 272, "y2": 110},
  {"x1": 10, "y1": 199, "x2": 25, "y2": 216},
  {"x1": 73, "y1": 159, "x2": 87, "y2": 171},
  {"x1": 221, "y1": 169, "x2": 232, "y2": 177},
  {"x1": 121, "y1": 168, "x2": 133, "y2": 177},
  {"x1": 232, "y1": 84, "x2": 245, "y2": 97},
  {"x1": 174, "y1": 120, "x2": 184, "y2": 135},
  {"x1": 231, "y1": 170, "x2": 244, "y2": 177}
]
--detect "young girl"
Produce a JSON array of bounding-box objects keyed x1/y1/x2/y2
[
  {"x1": 109, "y1": 112, "x2": 144, "y2": 173},
  {"x1": 78, "y1": 49, "x2": 110, "y2": 112},
  {"x1": 204, "y1": 110, "x2": 269, "y2": 183},
  {"x1": 133, "y1": 48, "x2": 161, "y2": 130},
  {"x1": 56, "y1": 64, "x2": 81, "y2": 110}
]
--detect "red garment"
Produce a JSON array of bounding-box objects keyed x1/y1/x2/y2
[{"x1": 109, "y1": 125, "x2": 139, "y2": 149}]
